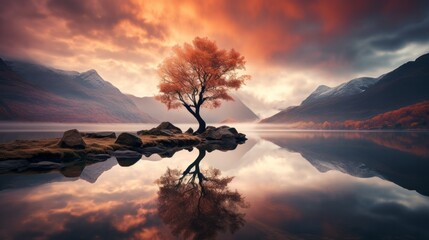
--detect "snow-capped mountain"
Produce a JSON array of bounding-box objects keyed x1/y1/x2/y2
[
  {"x1": 302, "y1": 77, "x2": 378, "y2": 105},
  {"x1": 262, "y1": 53, "x2": 429, "y2": 123}
]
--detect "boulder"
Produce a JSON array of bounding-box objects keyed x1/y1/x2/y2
[
  {"x1": 138, "y1": 129, "x2": 174, "y2": 136},
  {"x1": 156, "y1": 122, "x2": 182, "y2": 134},
  {"x1": 136, "y1": 129, "x2": 151, "y2": 135},
  {"x1": 201, "y1": 126, "x2": 234, "y2": 140},
  {"x1": 115, "y1": 133, "x2": 142, "y2": 147},
  {"x1": 200, "y1": 126, "x2": 247, "y2": 142},
  {"x1": 137, "y1": 122, "x2": 182, "y2": 136},
  {"x1": 83, "y1": 132, "x2": 116, "y2": 138},
  {"x1": 185, "y1": 127, "x2": 194, "y2": 134},
  {"x1": 220, "y1": 126, "x2": 238, "y2": 135},
  {"x1": 58, "y1": 129, "x2": 86, "y2": 149},
  {"x1": 236, "y1": 133, "x2": 247, "y2": 143},
  {"x1": 159, "y1": 129, "x2": 175, "y2": 136}
]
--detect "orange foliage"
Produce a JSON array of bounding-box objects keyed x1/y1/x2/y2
[
  {"x1": 285, "y1": 101, "x2": 429, "y2": 130},
  {"x1": 342, "y1": 101, "x2": 429, "y2": 130},
  {"x1": 156, "y1": 37, "x2": 250, "y2": 110}
]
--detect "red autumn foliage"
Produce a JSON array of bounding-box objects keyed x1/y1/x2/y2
[
  {"x1": 156, "y1": 37, "x2": 250, "y2": 133},
  {"x1": 280, "y1": 101, "x2": 429, "y2": 130},
  {"x1": 338, "y1": 101, "x2": 429, "y2": 130}
]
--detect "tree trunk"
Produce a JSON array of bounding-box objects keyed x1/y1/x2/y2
[
  {"x1": 195, "y1": 112, "x2": 206, "y2": 134},
  {"x1": 182, "y1": 103, "x2": 206, "y2": 134}
]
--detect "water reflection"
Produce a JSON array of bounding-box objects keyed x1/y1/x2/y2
[
  {"x1": 0, "y1": 131, "x2": 429, "y2": 239},
  {"x1": 157, "y1": 148, "x2": 248, "y2": 240},
  {"x1": 262, "y1": 131, "x2": 429, "y2": 196}
]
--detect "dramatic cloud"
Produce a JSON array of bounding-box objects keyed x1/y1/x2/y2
[{"x1": 1, "y1": 0, "x2": 428, "y2": 117}]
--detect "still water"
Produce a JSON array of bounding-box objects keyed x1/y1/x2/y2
[{"x1": 0, "y1": 124, "x2": 428, "y2": 240}]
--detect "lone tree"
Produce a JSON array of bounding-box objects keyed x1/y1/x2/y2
[{"x1": 156, "y1": 37, "x2": 250, "y2": 134}]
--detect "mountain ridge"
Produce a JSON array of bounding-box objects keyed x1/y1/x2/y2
[
  {"x1": 0, "y1": 58, "x2": 156, "y2": 123},
  {"x1": 262, "y1": 52, "x2": 429, "y2": 124},
  {"x1": 0, "y1": 58, "x2": 258, "y2": 124}
]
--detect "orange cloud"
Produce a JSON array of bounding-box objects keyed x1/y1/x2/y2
[{"x1": 1, "y1": 0, "x2": 428, "y2": 116}]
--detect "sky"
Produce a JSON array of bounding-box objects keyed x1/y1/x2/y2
[{"x1": 1, "y1": 0, "x2": 429, "y2": 118}]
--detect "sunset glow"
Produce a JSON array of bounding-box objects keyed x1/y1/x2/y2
[{"x1": 2, "y1": 0, "x2": 429, "y2": 117}]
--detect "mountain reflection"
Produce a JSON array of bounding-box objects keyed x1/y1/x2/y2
[
  {"x1": 156, "y1": 148, "x2": 248, "y2": 240},
  {"x1": 262, "y1": 131, "x2": 429, "y2": 196}
]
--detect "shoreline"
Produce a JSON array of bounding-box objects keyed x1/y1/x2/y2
[{"x1": 0, "y1": 123, "x2": 247, "y2": 174}]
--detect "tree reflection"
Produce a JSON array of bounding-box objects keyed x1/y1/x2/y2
[{"x1": 156, "y1": 148, "x2": 248, "y2": 240}]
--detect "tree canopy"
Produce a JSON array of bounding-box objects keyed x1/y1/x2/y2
[{"x1": 156, "y1": 37, "x2": 250, "y2": 133}]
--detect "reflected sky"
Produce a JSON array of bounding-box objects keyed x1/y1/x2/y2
[{"x1": 0, "y1": 131, "x2": 429, "y2": 239}]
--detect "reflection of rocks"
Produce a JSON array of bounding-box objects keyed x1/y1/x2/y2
[
  {"x1": 60, "y1": 161, "x2": 86, "y2": 178},
  {"x1": 198, "y1": 140, "x2": 239, "y2": 152},
  {"x1": 58, "y1": 129, "x2": 86, "y2": 149},
  {"x1": 85, "y1": 153, "x2": 111, "y2": 162},
  {"x1": 143, "y1": 137, "x2": 201, "y2": 148},
  {"x1": 28, "y1": 161, "x2": 63, "y2": 170},
  {"x1": 83, "y1": 132, "x2": 116, "y2": 138},
  {"x1": 111, "y1": 150, "x2": 142, "y2": 167},
  {"x1": 0, "y1": 160, "x2": 31, "y2": 174},
  {"x1": 115, "y1": 133, "x2": 142, "y2": 147},
  {"x1": 30, "y1": 150, "x2": 81, "y2": 162},
  {"x1": 157, "y1": 148, "x2": 248, "y2": 239}
]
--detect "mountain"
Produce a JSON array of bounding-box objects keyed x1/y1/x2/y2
[
  {"x1": 127, "y1": 94, "x2": 259, "y2": 124},
  {"x1": 262, "y1": 53, "x2": 429, "y2": 123},
  {"x1": 0, "y1": 58, "x2": 156, "y2": 123},
  {"x1": 301, "y1": 77, "x2": 378, "y2": 105}
]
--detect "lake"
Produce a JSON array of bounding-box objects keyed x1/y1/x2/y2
[{"x1": 0, "y1": 124, "x2": 429, "y2": 240}]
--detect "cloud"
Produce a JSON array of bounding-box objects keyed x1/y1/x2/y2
[{"x1": 1, "y1": 0, "x2": 428, "y2": 116}]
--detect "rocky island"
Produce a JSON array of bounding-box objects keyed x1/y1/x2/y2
[{"x1": 0, "y1": 122, "x2": 247, "y2": 174}]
